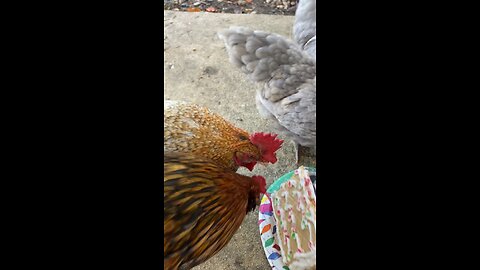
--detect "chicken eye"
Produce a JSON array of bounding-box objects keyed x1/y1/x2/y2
[{"x1": 239, "y1": 135, "x2": 248, "y2": 141}]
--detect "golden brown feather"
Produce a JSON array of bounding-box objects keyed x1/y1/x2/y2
[
  {"x1": 164, "y1": 152, "x2": 266, "y2": 270},
  {"x1": 164, "y1": 100, "x2": 283, "y2": 172}
]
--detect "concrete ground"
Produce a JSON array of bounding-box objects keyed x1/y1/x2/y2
[{"x1": 164, "y1": 10, "x2": 316, "y2": 269}]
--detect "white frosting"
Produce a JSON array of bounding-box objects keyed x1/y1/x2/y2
[{"x1": 289, "y1": 248, "x2": 316, "y2": 270}]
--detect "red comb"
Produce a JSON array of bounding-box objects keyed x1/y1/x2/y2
[
  {"x1": 252, "y1": 175, "x2": 266, "y2": 194},
  {"x1": 249, "y1": 132, "x2": 284, "y2": 164}
]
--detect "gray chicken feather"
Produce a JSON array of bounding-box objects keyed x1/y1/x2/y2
[
  {"x1": 218, "y1": 27, "x2": 316, "y2": 147},
  {"x1": 293, "y1": 0, "x2": 316, "y2": 60}
]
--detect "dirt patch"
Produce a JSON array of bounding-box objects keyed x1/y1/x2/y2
[{"x1": 164, "y1": 0, "x2": 298, "y2": 15}]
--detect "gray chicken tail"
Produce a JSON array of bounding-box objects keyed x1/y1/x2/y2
[{"x1": 218, "y1": 26, "x2": 315, "y2": 86}]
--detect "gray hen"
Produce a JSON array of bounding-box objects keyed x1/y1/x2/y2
[
  {"x1": 293, "y1": 0, "x2": 316, "y2": 59},
  {"x1": 218, "y1": 26, "x2": 316, "y2": 164}
]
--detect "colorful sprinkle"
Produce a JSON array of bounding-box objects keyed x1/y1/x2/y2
[
  {"x1": 272, "y1": 225, "x2": 277, "y2": 234},
  {"x1": 301, "y1": 219, "x2": 306, "y2": 230},
  {"x1": 273, "y1": 244, "x2": 281, "y2": 251},
  {"x1": 258, "y1": 219, "x2": 265, "y2": 225}
]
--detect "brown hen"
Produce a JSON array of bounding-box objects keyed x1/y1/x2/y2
[
  {"x1": 164, "y1": 152, "x2": 266, "y2": 270},
  {"x1": 164, "y1": 100, "x2": 283, "y2": 172}
]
